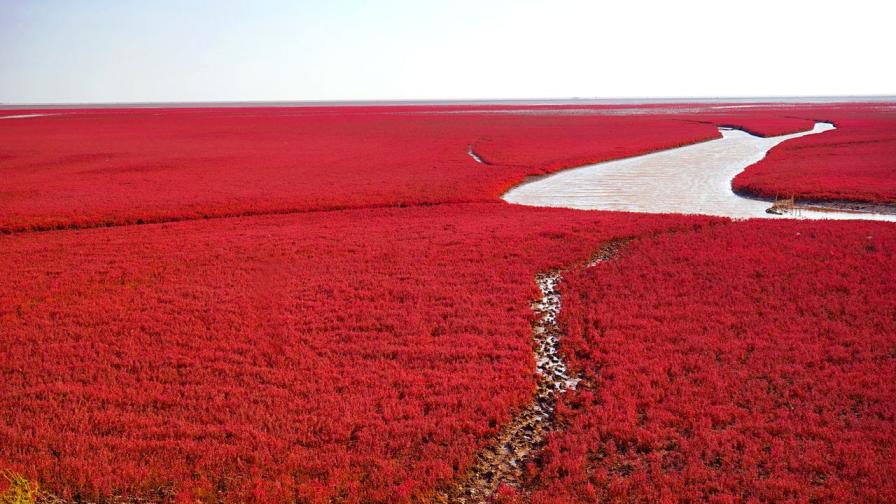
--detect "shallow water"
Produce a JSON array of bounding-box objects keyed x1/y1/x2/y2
[{"x1": 503, "y1": 122, "x2": 896, "y2": 222}]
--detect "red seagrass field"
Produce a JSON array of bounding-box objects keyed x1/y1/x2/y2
[{"x1": 1, "y1": 103, "x2": 895, "y2": 503}]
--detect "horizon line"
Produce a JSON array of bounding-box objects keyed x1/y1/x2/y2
[{"x1": 2, "y1": 94, "x2": 895, "y2": 109}]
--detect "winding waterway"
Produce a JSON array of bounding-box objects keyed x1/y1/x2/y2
[{"x1": 503, "y1": 122, "x2": 896, "y2": 222}]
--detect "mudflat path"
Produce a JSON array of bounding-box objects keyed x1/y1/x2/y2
[{"x1": 440, "y1": 242, "x2": 623, "y2": 503}]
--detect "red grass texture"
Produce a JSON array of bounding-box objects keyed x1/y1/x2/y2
[
  {"x1": 668, "y1": 111, "x2": 818, "y2": 138},
  {"x1": 733, "y1": 106, "x2": 896, "y2": 205},
  {"x1": 468, "y1": 114, "x2": 722, "y2": 171},
  {"x1": 0, "y1": 108, "x2": 722, "y2": 233},
  {"x1": 525, "y1": 220, "x2": 896, "y2": 502},
  {"x1": 0, "y1": 105, "x2": 833, "y2": 234},
  {"x1": 0, "y1": 203, "x2": 710, "y2": 502},
  {"x1": 2, "y1": 104, "x2": 894, "y2": 502}
]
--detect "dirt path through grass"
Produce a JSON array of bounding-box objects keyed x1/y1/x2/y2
[{"x1": 440, "y1": 242, "x2": 624, "y2": 503}]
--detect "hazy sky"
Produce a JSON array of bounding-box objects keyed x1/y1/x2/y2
[{"x1": 1, "y1": 0, "x2": 893, "y2": 104}]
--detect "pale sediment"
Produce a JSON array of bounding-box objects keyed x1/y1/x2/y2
[
  {"x1": 502, "y1": 122, "x2": 896, "y2": 222},
  {"x1": 468, "y1": 145, "x2": 487, "y2": 164}
]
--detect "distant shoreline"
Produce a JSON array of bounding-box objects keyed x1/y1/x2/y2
[{"x1": 1, "y1": 95, "x2": 894, "y2": 110}]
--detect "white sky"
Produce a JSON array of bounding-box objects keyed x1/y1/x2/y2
[{"x1": 1, "y1": 0, "x2": 893, "y2": 104}]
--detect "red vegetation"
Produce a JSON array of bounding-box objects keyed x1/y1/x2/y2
[
  {"x1": 527, "y1": 220, "x2": 896, "y2": 502},
  {"x1": 733, "y1": 106, "x2": 896, "y2": 205},
  {"x1": 470, "y1": 115, "x2": 720, "y2": 172},
  {"x1": 670, "y1": 110, "x2": 818, "y2": 137},
  {"x1": 0, "y1": 108, "x2": 720, "y2": 233},
  {"x1": 0, "y1": 202, "x2": 709, "y2": 502},
  {"x1": 2, "y1": 104, "x2": 894, "y2": 502},
  {"x1": 0, "y1": 104, "x2": 834, "y2": 234}
]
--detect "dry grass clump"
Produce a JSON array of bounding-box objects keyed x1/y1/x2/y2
[{"x1": 0, "y1": 471, "x2": 38, "y2": 504}]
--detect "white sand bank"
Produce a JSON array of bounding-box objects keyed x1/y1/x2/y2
[{"x1": 503, "y1": 123, "x2": 896, "y2": 222}]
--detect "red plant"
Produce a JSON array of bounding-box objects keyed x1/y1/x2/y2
[
  {"x1": 0, "y1": 202, "x2": 711, "y2": 502},
  {"x1": 527, "y1": 220, "x2": 896, "y2": 502},
  {"x1": 1, "y1": 104, "x2": 893, "y2": 502},
  {"x1": 0, "y1": 104, "x2": 843, "y2": 234},
  {"x1": 0, "y1": 107, "x2": 720, "y2": 233},
  {"x1": 669, "y1": 110, "x2": 819, "y2": 137},
  {"x1": 733, "y1": 106, "x2": 896, "y2": 205}
]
